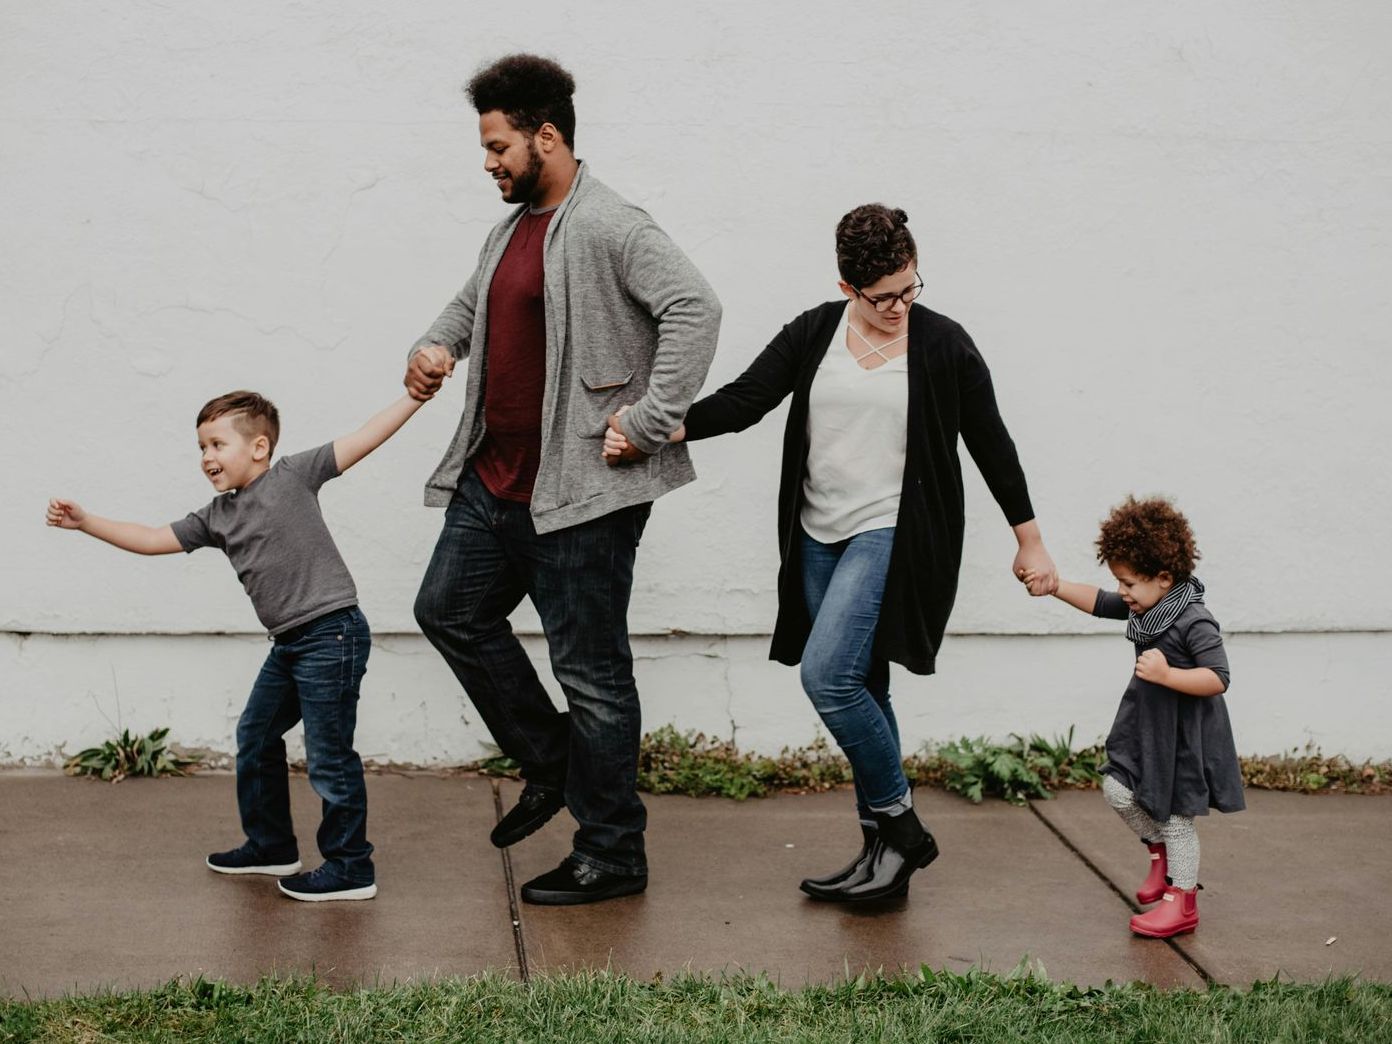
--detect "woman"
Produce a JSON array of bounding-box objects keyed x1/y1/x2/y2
[{"x1": 605, "y1": 205, "x2": 1057, "y2": 902}]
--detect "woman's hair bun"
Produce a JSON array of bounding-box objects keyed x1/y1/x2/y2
[{"x1": 835, "y1": 203, "x2": 917, "y2": 288}]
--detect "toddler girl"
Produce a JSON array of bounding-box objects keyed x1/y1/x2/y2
[{"x1": 1027, "y1": 495, "x2": 1244, "y2": 937}]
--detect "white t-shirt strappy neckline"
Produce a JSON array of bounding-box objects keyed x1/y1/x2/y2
[{"x1": 800, "y1": 303, "x2": 908, "y2": 544}]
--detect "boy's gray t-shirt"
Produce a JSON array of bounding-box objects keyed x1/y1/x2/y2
[{"x1": 170, "y1": 443, "x2": 358, "y2": 635}]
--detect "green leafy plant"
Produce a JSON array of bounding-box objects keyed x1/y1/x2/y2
[
  {"x1": 934, "y1": 729, "x2": 1105, "y2": 806},
  {"x1": 64, "y1": 727, "x2": 200, "y2": 783},
  {"x1": 476, "y1": 751, "x2": 522, "y2": 778},
  {"x1": 1240, "y1": 744, "x2": 1391, "y2": 795},
  {"x1": 465, "y1": 728, "x2": 1381, "y2": 803},
  {"x1": 474, "y1": 727, "x2": 1104, "y2": 803},
  {"x1": 639, "y1": 725, "x2": 782, "y2": 799}
]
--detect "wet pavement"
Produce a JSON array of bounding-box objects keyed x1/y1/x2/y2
[{"x1": 0, "y1": 771, "x2": 1386, "y2": 998}]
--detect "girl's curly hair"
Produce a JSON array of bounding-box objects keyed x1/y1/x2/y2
[{"x1": 1095, "y1": 495, "x2": 1200, "y2": 579}]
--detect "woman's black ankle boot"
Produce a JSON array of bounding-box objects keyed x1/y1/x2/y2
[
  {"x1": 799, "y1": 823, "x2": 877, "y2": 900},
  {"x1": 833, "y1": 807, "x2": 939, "y2": 902}
]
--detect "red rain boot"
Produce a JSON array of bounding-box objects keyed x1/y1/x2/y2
[
  {"x1": 1129, "y1": 884, "x2": 1199, "y2": 938},
  {"x1": 1136, "y1": 842, "x2": 1168, "y2": 904}
]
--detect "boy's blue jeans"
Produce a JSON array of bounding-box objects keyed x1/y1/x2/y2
[
  {"x1": 414, "y1": 469, "x2": 650, "y2": 877},
  {"x1": 235, "y1": 605, "x2": 374, "y2": 885},
  {"x1": 799, "y1": 527, "x2": 909, "y2": 821}
]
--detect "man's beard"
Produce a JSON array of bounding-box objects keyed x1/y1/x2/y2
[{"x1": 503, "y1": 139, "x2": 544, "y2": 204}]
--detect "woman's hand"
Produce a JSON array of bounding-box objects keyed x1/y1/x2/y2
[
  {"x1": 601, "y1": 406, "x2": 685, "y2": 466},
  {"x1": 1019, "y1": 568, "x2": 1057, "y2": 597},
  {"x1": 1011, "y1": 521, "x2": 1058, "y2": 596},
  {"x1": 602, "y1": 406, "x2": 645, "y2": 465}
]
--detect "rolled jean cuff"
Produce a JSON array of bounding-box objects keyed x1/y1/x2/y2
[
  {"x1": 867, "y1": 787, "x2": 913, "y2": 817},
  {"x1": 571, "y1": 849, "x2": 647, "y2": 878}
]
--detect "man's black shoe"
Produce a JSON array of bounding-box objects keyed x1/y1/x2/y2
[
  {"x1": 520, "y1": 858, "x2": 648, "y2": 906},
  {"x1": 490, "y1": 785, "x2": 566, "y2": 848}
]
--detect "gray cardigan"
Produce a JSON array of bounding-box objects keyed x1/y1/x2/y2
[{"x1": 410, "y1": 163, "x2": 722, "y2": 533}]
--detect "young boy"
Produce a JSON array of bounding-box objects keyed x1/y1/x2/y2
[{"x1": 47, "y1": 388, "x2": 430, "y2": 902}]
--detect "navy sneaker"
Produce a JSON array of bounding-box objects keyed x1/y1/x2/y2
[
  {"x1": 206, "y1": 843, "x2": 302, "y2": 877},
  {"x1": 277, "y1": 865, "x2": 377, "y2": 903}
]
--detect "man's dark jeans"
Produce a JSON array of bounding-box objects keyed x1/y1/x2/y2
[
  {"x1": 235, "y1": 606, "x2": 375, "y2": 885},
  {"x1": 415, "y1": 469, "x2": 650, "y2": 876}
]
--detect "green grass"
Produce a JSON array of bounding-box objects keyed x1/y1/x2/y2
[{"x1": 2, "y1": 970, "x2": 1388, "y2": 1043}]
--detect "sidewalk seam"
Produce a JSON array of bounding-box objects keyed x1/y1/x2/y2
[
  {"x1": 1026, "y1": 801, "x2": 1213, "y2": 985},
  {"x1": 491, "y1": 780, "x2": 531, "y2": 983}
]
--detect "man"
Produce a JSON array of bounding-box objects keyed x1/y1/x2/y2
[{"x1": 407, "y1": 54, "x2": 721, "y2": 905}]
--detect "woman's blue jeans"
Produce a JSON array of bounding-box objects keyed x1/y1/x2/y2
[{"x1": 800, "y1": 527, "x2": 909, "y2": 821}]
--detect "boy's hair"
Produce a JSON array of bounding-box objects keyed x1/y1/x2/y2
[
  {"x1": 466, "y1": 54, "x2": 577, "y2": 149},
  {"x1": 1096, "y1": 495, "x2": 1200, "y2": 579},
  {"x1": 196, "y1": 391, "x2": 280, "y2": 454},
  {"x1": 836, "y1": 204, "x2": 917, "y2": 289}
]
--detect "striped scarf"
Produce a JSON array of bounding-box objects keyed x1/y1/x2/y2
[{"x1": 1127, "y1": 575, "x2": 1205, "y2": 644}]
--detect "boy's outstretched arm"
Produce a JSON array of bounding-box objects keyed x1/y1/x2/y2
[
  {"x1": 333, "y1": 393, "x2": 428, "y2": 473},
  {"x1": 46, "y1": 498, "x2": 182, "y2": 555}
]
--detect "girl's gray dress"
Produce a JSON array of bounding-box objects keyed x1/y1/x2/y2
[{"x1": 1093, "y1": 591, "x2": 1246, "y2": 821}]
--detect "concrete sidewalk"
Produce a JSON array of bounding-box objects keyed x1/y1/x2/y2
[{"x1": 0, "y1": 771, "x2": 1386, "y2": 998}]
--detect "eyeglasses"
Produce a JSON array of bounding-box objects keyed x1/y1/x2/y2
[{"x1": 855, "y1": 273, "x2": 924, "y2": 312}]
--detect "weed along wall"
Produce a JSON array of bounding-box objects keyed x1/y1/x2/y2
[
  {"x1": 4, "y1": 631, "x2": 1388, "y2": 768},
  {"x1": 3, "y1": 4, "x2": 1391, "y2": 765}
]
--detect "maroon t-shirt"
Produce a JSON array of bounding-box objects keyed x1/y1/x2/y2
[{"x1": 473, "y1": 207, "x2": 555, "y2": 502}]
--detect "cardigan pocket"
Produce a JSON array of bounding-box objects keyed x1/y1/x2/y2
[{"x1": 572, "y1": 370, "x2": 637, "y2": 438}]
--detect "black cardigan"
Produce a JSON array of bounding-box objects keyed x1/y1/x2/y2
[{"x1": 684, "y1": 301, "x2": 1034, "y2": 675}]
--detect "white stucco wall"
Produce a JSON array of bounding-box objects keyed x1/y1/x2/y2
[
  {"x1": 4, "y1": 631, "x2": 1387, "y2": 765},
  {"x1": 3, "y1": 2, "x2": 1390, "y2": 763}
]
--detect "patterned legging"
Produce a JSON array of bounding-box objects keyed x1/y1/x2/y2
[{"x1": 1101, "y1": 774, "x2": 1199, "y2": 890}]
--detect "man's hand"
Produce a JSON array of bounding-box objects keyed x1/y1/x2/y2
[
  {"x1": 603, "y1": 406, "x2": 686, "y2": 464},
  {"x1": 405, "y1": 345, "x2": 455, "y2": 401},
  {"x1": 1135, "y1": 649, "x2": 1172, "y2": 685},
  {"x1": 47, "y1": 498, "x2": 86, "y2": 530},
  {"x1": 602, "y1": 408, "x2": 649, "y2": 466}
]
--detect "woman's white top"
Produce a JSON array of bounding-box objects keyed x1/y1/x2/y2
[{"x1": 800, "y1": 303, "x2": 909, "y2": 544}]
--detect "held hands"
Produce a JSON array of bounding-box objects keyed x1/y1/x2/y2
[
  {"x1": 46, "y1": 498, "x2": 86, "y2": 530},
  {"x1": 600, "y1": 406, "x2": 686, "y2": 466},
  {"x1": 404, "y1": 345, "x2": 455, "y2": 402},
  {"x1": 1015, "y1": 557, "x2": 1059, "y2": 597},
  {"x1": 602, "y1": 406, "x2": 647, "y2": 466},
  {"x1": 1135, "y1": 649, "x2": 1172, "y2": 685}
]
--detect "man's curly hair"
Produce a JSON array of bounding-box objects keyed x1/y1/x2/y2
[
  {"x1": 1095, "y1": 495, "x2": 1200, "y2": 579},
  {"x1": 835, "y1": 204, "x2": 917, "y2": 289},
  {"x1": 466, "y1": 54, "x2": 576, "y2": 148}
]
